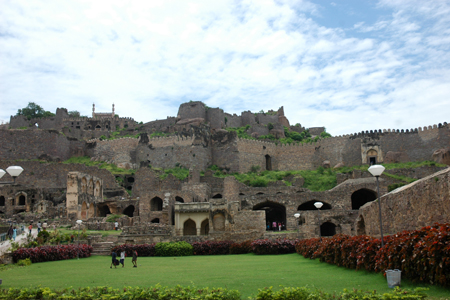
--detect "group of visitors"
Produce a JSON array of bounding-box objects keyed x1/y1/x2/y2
[
  {"x1": 110, "y1": 250, "x2": 138, "y2": 268},
  {"x1": 7, "y1": 225, "x2": 17, "y2": 241},
  {"x1": 267, "y1": 221, "x2": 286, "y2": 231}
]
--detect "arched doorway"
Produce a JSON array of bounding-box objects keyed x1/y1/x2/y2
[
  {"x1": 150, "y1": 197, "x2": 163, "y2": 211},
  {"x1": 175, "y1": 196, "x2": 184, "y2": 203},
  {"x1": 0, "y1": 196, "x2": 5, "y2": 206},
  {"x1": 253, "y1": 201, "x2": 286, "y2": 231},
  {"x1": 123, "y1": 205, "x2": 135, "y2": 217},
  {"x1": 212, "y1": 194, "x2": 222, "y2": 199},
  {"x1": 367, "y1": 149, "x2": 377, "y2": 165},
  {"x1": 183, "y1": 219, "x2": 196, "y2": 236},
  {"x1": 98, "y1": 204, "x2": 111, "y2": 217},
  {"x1": 351, "y1": 189, "x2": 377, "y2": 210},
  {"x1": 18, "y1": 195, "x2": 26, "y2": 206},
  {"x1": 321, "y1": 222, "x2": 336, "y2": 237},
  {"x1": 201, "y1": 219, "x2": 209, "y2": 235},
  {"x1": 297, "y1": 200, "x2": 332, "y2": 211}
]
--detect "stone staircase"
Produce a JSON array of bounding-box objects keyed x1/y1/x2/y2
[{"x1": 91, "y1": 242, "x2": 114, "y2": 256}]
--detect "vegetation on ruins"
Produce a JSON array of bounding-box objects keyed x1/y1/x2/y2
[
  {"x1": 62, "y1": 156, "x2": 134, "y2": 175},
  {"x1": 15, "y1": 102, "x2": 55, "y2": 120}
]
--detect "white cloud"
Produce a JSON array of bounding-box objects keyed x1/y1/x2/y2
[{"x1": 0, "y1": 0, "x2": 449, "y2": 135}]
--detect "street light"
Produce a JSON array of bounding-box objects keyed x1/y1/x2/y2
[
  {"x1": 294, "y1": 213, "x2": 301, "y2": 233},
  {"x1": 0, "y1": 166, "x2": 24, "y2": 184},
  {"x1": 76, "y1": 220, "x2": 82, "y2": 259},
  {"x1": 368, "y1": 164, "x2": 385, "y2": 247},
  {"x1": 314, "y1": 202, "x2": 323, "y2": 240}
]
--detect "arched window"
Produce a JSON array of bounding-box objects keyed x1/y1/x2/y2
[
  {"x1": 297, "y1": 201, "x2": 332, "y2": 211},
  {"x1": 150, "y1": 197, "x2": 163, "y2": 211},
  {"x1": 175, "y1": 196, "x2": 184, "y2": 203},
  {"x1": 151, "y1": 218, "x2": 160, "y2": 223},
  {"x1": 95, "y1": 125, "x2": 101, "y2": 130},
  {"x1": 81, "y1": 202, "x2": 87, "y2": 219},
  {"x1": 183, "y1": 219, "x2": 196, "y2": 236},
  {"x1": 256, "y1": 192, "x2": 264, "y2": 195},
  {"x1": 351, "y1": 189, "x2": 377, "y2": 210},
  {"x1": 88, "y1": 179, "x2": 94, "y2": 195},
  {"x1": 201, "y1": 219, "x2": 209, "y2": 235},
  {"x1": 18, "y1": 195, "x2": 26, "y2": 206},
  {"x1": 81, "y1": 177, "x2": 87, "y2": 193},
  {"x1": 123, "y1": 205, "x2": 135, "y2": 217},
  {"x1": 253, "y1": 201, "x2": 286, "y2": 231},
  {"x1": 0, "y1": 196, "x2": 5, "y2": 206},
  {"x1": 212, "y1": 194, "x2": 222, "y2": 199},
  {"x1": 94, "y1": 181, "x2": 101, "y2": 197}
]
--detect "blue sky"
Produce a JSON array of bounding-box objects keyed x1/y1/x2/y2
[{"x1": 0, "y1": 0, "x2": 449, "y2": 136}]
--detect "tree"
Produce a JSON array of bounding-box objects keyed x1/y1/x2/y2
[
  {"x1": 16, "y1": 102, "x2": 55, "y2": 120},
  {"x1": 68, "y1": 111, "x2": 80, "y2": 118}
]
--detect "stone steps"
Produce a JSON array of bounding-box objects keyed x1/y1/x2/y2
[{"x1": 91, "y1": 242, "x2": 114, "y2": 256}]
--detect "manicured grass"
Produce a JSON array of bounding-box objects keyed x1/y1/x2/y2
[{"x1": 1, "y1": 254, "x2": 449, "y2": 299}]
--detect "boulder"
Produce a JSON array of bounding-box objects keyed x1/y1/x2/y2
[
  {"x1": 432, "y1": 148, "x2": 450, "y2": 165},
  {"x1": 322, "y1": 160, "x2": 331, "y2": 168},
  {"x1": 292, "y1": 176, "x2": 305, "y2": 187},
  {"x1": 333, "y1": 162, "x2": 345, "y2": 169}
]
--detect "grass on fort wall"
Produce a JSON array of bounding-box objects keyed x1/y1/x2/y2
[{"x1": 1, "y1": 254, "x2": 449, "y2": 299}]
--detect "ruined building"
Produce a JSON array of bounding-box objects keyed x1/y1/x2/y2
[{"x1": 1, "y1": 101, "x2": 449, "y2": 243}]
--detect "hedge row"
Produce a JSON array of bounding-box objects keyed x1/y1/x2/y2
[
  {"x1": 12, "y1": 244, "x2": 93, "y2": 263},
  {"x1": 0, "y1": 285, "x2": 429, "y2": 300},
  {"x1": 111, "y1": 239, "x2": 297, "y2": 257},
  {"x1": 295, "y1": 223, "x2": 450, "y2": 287}
]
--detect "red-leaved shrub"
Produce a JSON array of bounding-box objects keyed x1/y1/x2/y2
[
  {"x1": 111, "y1": 243, "x2": 156, "y2": 257},
  {"x1": 252, "y1": 239, "x2": 297, "y2": 255},
  {"x1": 191, "y1": 240, "x2": 233, "y2": 255},
  {"x1": 229, "y1": 240, "x2": 253, "y2": 254},
  {"x1": 295, "y1": 223, "x2": 450, "y2": 287},
  {"x1": 12, "y1": 244, "x2": 93, "y2": 263}
]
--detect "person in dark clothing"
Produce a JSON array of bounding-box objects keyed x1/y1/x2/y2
[
  {"x1": 132, "y1": 250, "x2": 138, "y2": 268},
  {"x1": 110, "y1": 251, "x2": 118, "y2": 268},
  {"x1": 7, "y1": 225, "x2": 13, "y2": 240}
]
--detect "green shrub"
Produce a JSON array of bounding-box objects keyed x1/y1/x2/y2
[
  {"x1": 105, "y1": 214, "x2": 124, "y2": 223},
  {"x1": 155, "y1": 241, "x2": 193, "y2": 257},
  {"x1": 250, "y1": 165, "x2": 261, "y2": 173},
  {"x1": 16, "y1": 258, "x2": 32, "y2": 266}
]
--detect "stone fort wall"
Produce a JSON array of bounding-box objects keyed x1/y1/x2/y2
[
  {"x1": 0, "y1": 129, "x2": 85, "y2": 161},
  {"x1": 359, "y1": 167, "x2": 450, "y2": 236}
]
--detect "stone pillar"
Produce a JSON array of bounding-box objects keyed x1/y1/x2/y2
[{"x1": 223, "y1": 176, "x2": 239, "y2": 203}]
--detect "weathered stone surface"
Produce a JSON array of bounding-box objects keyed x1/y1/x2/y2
[
  {"x1": 251, "y1": 132, "x2": 259, "y2": 138},
  {"x1": 322, "y1": 160, "x2": 331, "y2": 168},
  {"x1": 269, "y1": 129, "x2": 285, "y2": 139},
  {"x1": 334, "y1": 162, "x2": 344, "y2": 169},
  {"x1": 432, "y1": 148, "x2": 450, "y2": 165},
  {"x1": 384, "y1": 151, "x2": 406, "y2": 163},
  {"x1": 176, "y1": 118, "x2": 205, "y2": 126}
]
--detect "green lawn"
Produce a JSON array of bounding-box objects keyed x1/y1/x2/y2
[
  {"x1": 1, "y1": 254, "x2": 449, "y2": 299},
  {"x1": 56, "y1": 228, "x2": 122, "y2": 237}
]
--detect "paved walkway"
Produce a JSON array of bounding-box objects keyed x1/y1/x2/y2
[{"x1": 0, "y1": 229, "x2": 38, "y2": 256}]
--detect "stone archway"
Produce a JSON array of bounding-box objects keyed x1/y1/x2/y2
[
  {"x1": 183, "y1": 219, "x2": 196, "y2": 236},
  {"x1": 98, "y1": 204, "x2": 111, "y2": 217},
  {"x1": 88, "y1": 204, "x2": 95, "y2": 218},
  {"x1": 201, "y1": 219, "x2": 209, "y2": 235},
  {"x1": 265, "y1": 154, "x2": 272, "y2": 171},
  {"x1": 351, "y1": 189, "x2": 377, "y2": 210},
  {"x1": 123, "y1": 205, "x2": 135, "y2": 217},
  {"x1": 212, "y1": 194, "x2": 222, "y2": 199},
  {"x1": 253, "y1": 201, "x2": 286, "y2": 231},
  {"x1": 175, "y1": 196, "x2": 184, "y2": 203},
  {"x1": 150, "y1": 197, "x2": 163, "y2": 211},
  {"x1": 367, "y1": 149, "x2": 378, "y2": 165},
  {"x1": 321, "y1": 222, "x2": 336, "y2": 237}
]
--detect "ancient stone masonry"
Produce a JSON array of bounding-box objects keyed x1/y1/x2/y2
[
  {"x1": 358, "y1": 167, "x2": 450, "y2": 236},
  {"x1": 1, "y1": 101, "x2": 449, "y2": 244}
]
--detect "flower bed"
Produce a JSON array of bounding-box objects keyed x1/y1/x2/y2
[{"x1": 12, "y1": 244, "x2": 93, "y2": 263}]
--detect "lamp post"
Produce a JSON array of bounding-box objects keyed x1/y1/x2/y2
[
  {"x1": 0, "y1": 166, "x2": 24, "y2": 184},
  {"x1": 76, "y1": 220, "x2": 82, "y2": 259},
  {"x1": 314, "y1": 202, "x2": 323, "y2": 240},
  {"x1": 294, "y1": 213, "x2": 300, "y2": 233},
  {"x1": 368, "y1": 164, "x2": 385, "y2": 247}
]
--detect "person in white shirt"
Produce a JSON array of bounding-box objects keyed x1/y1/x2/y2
[
  {"x1": 120, "y1": 251, "x2": 126, "y2": 268},
  {"x1": 114, "y1": 221, "x2": 119, "y2": 230}
]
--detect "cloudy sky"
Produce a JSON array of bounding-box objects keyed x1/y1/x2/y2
[{"x1": 1, "y1": 0, "x2": 449, "y2": 136}]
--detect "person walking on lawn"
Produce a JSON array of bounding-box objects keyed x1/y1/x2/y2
[
  {"x1": 110, "y1": 251, "x2": 118, "y2": 269},
  {"x1": 132, "y1": 250, "x2": 138, "y2": 268},
  {"x1": 120, "y1": 250, "x2": 126, "y2": 268}
]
